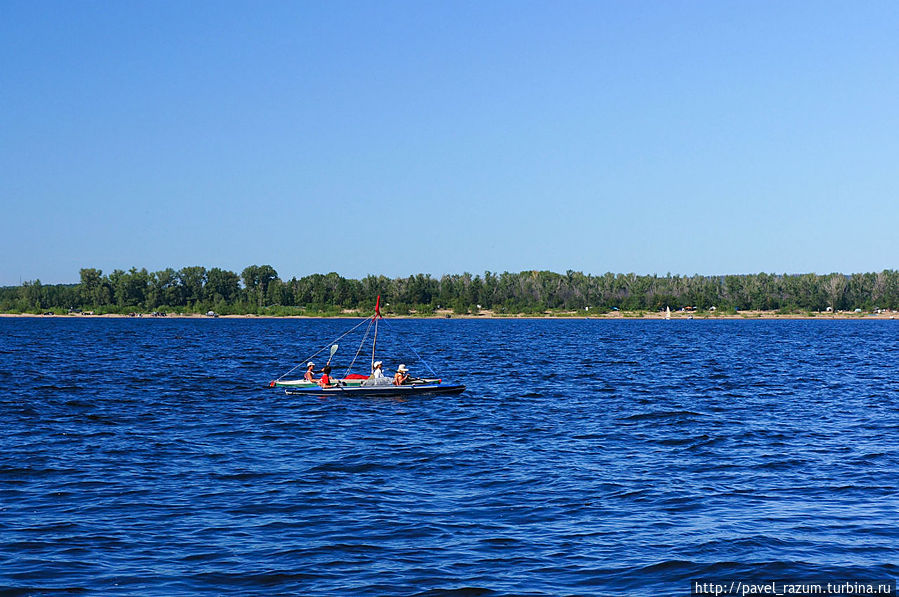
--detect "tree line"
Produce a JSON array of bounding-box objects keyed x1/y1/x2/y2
[{"x1": 2, "y1": 266, "x2": 898, "y2": 315}]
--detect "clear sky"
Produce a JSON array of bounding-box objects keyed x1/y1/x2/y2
[{"x1": 2, "y1": 1, "x2": 897, "y2": 286}]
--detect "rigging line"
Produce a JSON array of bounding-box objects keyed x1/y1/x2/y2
[
  {"x1": 277, "y1": 317, "x2": 371, "y2": 380},
  {"x1": 380, "y1": 318, "x2": 439, "y2": 378},
  {"x1": 345, "y1": 316, "x2": 375, "y2": 379}
]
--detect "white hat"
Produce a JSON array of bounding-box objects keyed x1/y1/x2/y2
[
  {"x1": 307, "y1": 362, "x2": 315, "y2": 367},
  {"x1": 374, "y1": 361, "x2": 382, "y2": 368},
  {"x1": 397, "y1": 364, "x2": 408, "y2": 372}
]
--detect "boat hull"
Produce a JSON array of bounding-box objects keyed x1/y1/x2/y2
[
  {"x1": 274, "y1": 379, "x2": 364, "y2": 389},
  {"x1": 283, "y1": 383, "x2": 466, "y2": 398}
]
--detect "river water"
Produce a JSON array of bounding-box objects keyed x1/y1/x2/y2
[{"x1": 1, "y1": 318, "x2": 897, "y2": 595}]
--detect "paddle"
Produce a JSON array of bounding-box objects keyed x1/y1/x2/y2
[{"x1": 325, "y1": 344, "x2": 338, "y2": 366}]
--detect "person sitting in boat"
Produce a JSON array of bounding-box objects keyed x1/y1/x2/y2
[
  {"x1": 393, "y1": 364, "x2": 410, "y2": 386},
  {"x1": 318, "y1": 365, "x2": 335, "y2": 388},
  {"x1": 371, "y1": 361, "x2": 384, "y2": 379},
  {"x1": 303, "y1": 362, "x2": 316, "y2": 382}
]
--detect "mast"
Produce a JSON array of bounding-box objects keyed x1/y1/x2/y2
[{"x1": 371, "y1": 295, "x2": 382, "y2": 372}]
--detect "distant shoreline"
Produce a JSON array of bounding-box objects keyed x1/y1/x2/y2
[{"x1": 1, "y1": 310, "x2": 896, "y2": 320}]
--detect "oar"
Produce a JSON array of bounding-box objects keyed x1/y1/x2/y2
[{"x1": 326, "y1": 344, "x2": 338, "y2": 366}]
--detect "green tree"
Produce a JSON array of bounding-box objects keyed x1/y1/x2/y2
[
  {"x1": 207, "y1": 268, "x2": 240, "y2": 303},
  {"x1": 149, "y1": 268, "x2": 182, "y2": 307},
  {"x1": 179, "y1": 266, "x2": 207, "y2": 306},
  {"x1": 825, "y1": 274, "x2": 847, "y2": 312},
  {"x1": 242, "y1": 265, "x2": 278, "y2": 307},
  {"x1": 111, "y1": 267, "x2": 149, "y2": 308},
  {"x1": 79, "y1": 268, "x2": 111, "y2": 307},
  {"x1": 20, "y1": 279, "x2": 44, "y2": 310}
]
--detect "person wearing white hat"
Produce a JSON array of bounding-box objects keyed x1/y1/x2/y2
[
  {"x1": 371, "y1": 361, "x2": 384, "y2": 379},
  {"x1": 393, "y1": 364, "x2": 410, "y2": 386},
  {"x1": 303, "y1": 362, "x2": 316, "y2": 382}
]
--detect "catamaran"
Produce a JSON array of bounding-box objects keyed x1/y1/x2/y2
[{"x1": 269, "y1": 296, "x2": 466, "y2": 398}]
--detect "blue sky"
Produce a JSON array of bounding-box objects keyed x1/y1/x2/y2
[{"x1": 2, "y1": 1, "x2": 897, "y2": 285}]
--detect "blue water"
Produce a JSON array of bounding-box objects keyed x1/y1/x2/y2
[{"x1": 1, "y1": 318, "x2": 897, "y2": 596}]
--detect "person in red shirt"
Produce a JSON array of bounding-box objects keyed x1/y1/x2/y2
[{"x1": 318, "y1": 365, "x2": 334, "y2": 388}]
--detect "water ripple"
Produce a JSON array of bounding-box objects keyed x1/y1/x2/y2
[{"x1": 1, "y1": 318, "x2": 897, "y2": 595}]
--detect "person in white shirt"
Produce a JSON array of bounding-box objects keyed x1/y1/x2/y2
[{"x1": 371, "y1": 361, "x2": 384, "y2": 379}]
